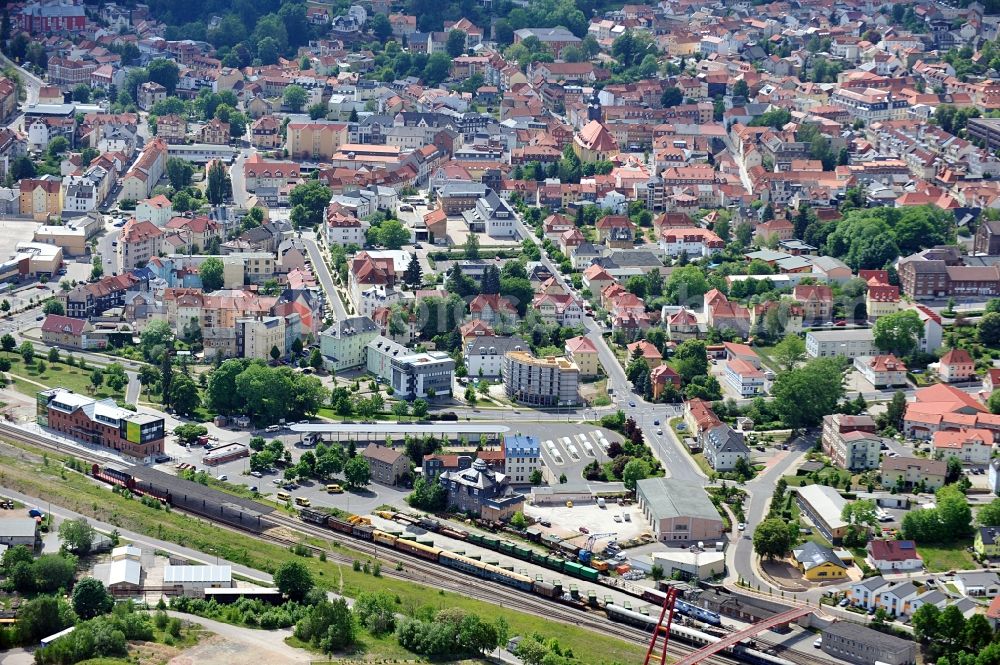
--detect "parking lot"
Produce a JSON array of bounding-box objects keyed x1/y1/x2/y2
[
  {"x1": 524, "y1": 501, "x2": 647, "y2": 551},
  {"x1": 532, "y1": 424, "x2": 623, "y2": 488}
]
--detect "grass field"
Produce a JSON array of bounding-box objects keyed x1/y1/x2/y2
[
  {"x1": 4, "y1": 354, "x2": 127, "y2": 401},
  {"x1": 918, "y1": 540, "x2": 977, "y2": 572},
  {"x1": 0, "y1": 438, "x2": 646, "y2": 664}
]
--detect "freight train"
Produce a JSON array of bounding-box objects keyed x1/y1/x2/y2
[
  {"x1": 397, "y1": 514, "x2": 605, "y2": 582},
  {"x1": 300, "y1": 507, "x2": 590, "y2": 603},
  {"x1": 605, "y1": 604, "x2": 796, "y2": 665}
]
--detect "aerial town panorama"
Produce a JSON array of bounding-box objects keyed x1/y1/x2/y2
[{"x1": 2, "y1": 0, "x2": 1000, "y2": 664}]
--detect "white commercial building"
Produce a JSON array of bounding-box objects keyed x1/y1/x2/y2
[{"x1": 805, "y1": 329, "x2": 876, "y2": 359}]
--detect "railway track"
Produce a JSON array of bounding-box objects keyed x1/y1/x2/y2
[{"x1": 0, "y1": 425, "x2": 783, "y2": 665}]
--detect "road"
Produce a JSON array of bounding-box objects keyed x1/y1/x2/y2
[
  {"x1": 514, "y1": 216, "x2": 702, "y2": 481},
  {"x1": 723, "y1": 133, "x2": 754, "y2": 195},
  {"x1": 230, "y1": 147, "x2": 255, "y2": 208},
  {"x1": 126, "y1": 370, "x2": 141, "y2": 405},
  {"x1": 302, "y1": 230, "x2": 347, "y2": 320},
  {"x1": 728, "y1": 430, "x2": 816, "y2": 600},
  {"x1": 0, "y1": 51, "x2": 42, "y2": 128}
]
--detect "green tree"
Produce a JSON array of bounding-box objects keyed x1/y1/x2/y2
[
  {"x1": 412, "y1": 399, "x2": 429, "y2": 418},
  {"x1": 344, "y1": 456, "x2": 371, "y2": 488},
  {"x1": 17, "y1": 595, "x2": 75, "y2": 644},
  {"x1": 58, "y1": 517, "x2": 95, "y2": 554},
  {"x1": 166, "y1": 157, "x2": 194, "y2": 190},
  {"x1": 18, "y1": 341, "x2": 33, "y2": 364},
  {"x1": 140, "y1": 320, "x2": 173, "y2": 361},
  {"x1": 0, "y1": 333, "x2": 14, "y2": 354},
  {"x1": 72, "y1": 84, "x2": 91, "y2": 102},
  {"x1": 283, "y1": 84, "x2": 308, "y2": 112},
  {"x1": 752, "y1": 517, "x2": 793, "y2": 559},
  {"x1": 309, "y1": 348, "x2": 324, "y2": 371},
  {"x1": 289, "y1": 180, "x2": 332, "y2": 229},
  {"x1": 274, "y1": 560, "x2": 314, "y2": 601},
  {"x1": 660, "y1": 86, "x2": 682, "y2": 107},
  {"x1": 422, "y1": 52, "x2": 452, "y2": 87},
  {"x1": 873, "y1": 310, "x2": 924, "y2": 356},
  {"x1": 206, "y1": 160, "x2": 230, "y2": 205},
  {"x1": 368, "y1": 219, "x2": 410, "y2": 249},
  {"x1": 370, "y1": 13, "x2": 392, "y2": 41},
  {"x1": 666, "y1": 265, "x2": 708, "y2": 304},
  {"x1": 988, "y1": 389, "x2": 1000, "y2": 415},
  {"x1": 771, "y1": 334, "x2": 805, "y2": 374},
  {"x1": 446, "y1": 30, "x2": 467, "y2": 58},
  {"x1": 91, "y1": 255, "x2": 105, "y2": 281},
  {"x1": 911, "y1": 603, "x2": 940, "y2": 643},
  {"x1": 771, "y1": 358, "x2": 844, "y2": 428},
  {"x1": 622, "y1": 458, "x2": 650, "y2": 491},
  {"x1": 33, "y1": 553, "x2": 76, "y2": 592},
  {"x1": 674, "y1": 339, "x2": 709, "y2": 383},
  {"x1": 170, "y1": 374, "x2": 201, "y2": 417},
  {"x1": 199, "y1": 257, "x2": 225, "y2": 291},
  {"x1": 464, "y1": 233, "x2": 480, "y2": 259},
  {"x1": 72, "y1": 577, "x2": 114, "y2": 619},
  {"x1": 43, "y1": 299, "x2": 64, "y2": 316},
  {"x1": 403, "y1": 253, "x2": 422, "y2": 288},
  {"x1": 147, "y1": 58, "x2": 180, "y2": 93},
  {"x1": 978, "y1": 312, "x2": 1000, "y2": 346},
  {"x1": 89, "y1": 368, "x2": 104, "y2": 393}
]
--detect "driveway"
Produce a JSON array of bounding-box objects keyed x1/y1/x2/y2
[{"x1": 167, "y1": 612, "x2": 311, "y2": 664}]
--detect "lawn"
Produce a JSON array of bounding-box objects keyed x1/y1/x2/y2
[
  {"x1": 0, "y1": 437, "x2": 646, "y2": 664},
  {"x1": 3, "y1": 354, "x2": 127, "y2": 401},
  {"x1": 917, "y1": 540, "x2": 977, "y2": 572}
]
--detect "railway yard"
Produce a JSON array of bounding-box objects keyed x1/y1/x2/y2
[{"x1": 0, "y1": 420, "x2": 828, "y2": 665}]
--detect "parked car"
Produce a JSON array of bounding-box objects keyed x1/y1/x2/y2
[
  {"x1": 838, "y1": 598, "x2": 849, "y2": 607},
  {"x1": 813, "y1": 638, "x2": 822, "y2": 648},
  {"x1": 249, "y1": 471, "x2": 263, "y2": 478},
  {"x1": 628, "y1": 401, "x2": 636, "y2": 408},
  {"x1": 738, "y1": 522, "x2": 746, "y2": 531}
]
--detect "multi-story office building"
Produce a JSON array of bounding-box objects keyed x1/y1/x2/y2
[
  {"x1": 37, "y1": 388, "x2": 165, "y2": 461},
  {"x1": 390, "y1": 351, "x2": 455, "y2": 400}
]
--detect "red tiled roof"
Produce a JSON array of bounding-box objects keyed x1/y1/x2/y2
[
  {"x1": 41, "y1": 314, "x2": 86, "y2": 335},
  {"x1": 867, "y1": 539, "x2": 921, "y2": 563}
]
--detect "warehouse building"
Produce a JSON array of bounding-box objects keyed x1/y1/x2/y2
[
  {"x1": 820, "y1": 621, "x2": 916, "y2": 665},
  {"x1": 635, "y1": 478, "x2": 725, "y2": 545},
  {"x1": 796, "y1": 484, "x2": 850, "y2": 544},
  {"x1": 164, "y1": 564, "x2": 233, "y2": 596}
]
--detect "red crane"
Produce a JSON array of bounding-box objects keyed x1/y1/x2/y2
[{"x1": 642, "y1": 586, "x2": 679, "y2": 665}]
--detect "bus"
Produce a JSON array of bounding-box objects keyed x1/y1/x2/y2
[
  {"x1": 276, "y1": 491, "x2": 291, "y2": 502},
  {"x1": 326, "y1": 484, "x2": 343, "y2": 494},
  {"x1": 295, "y1": 496, "x2": 311, "y2": 507}
]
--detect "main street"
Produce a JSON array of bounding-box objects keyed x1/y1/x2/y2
[
  {"x1": 514, "y1": 216, "x2": 702, "y2": 481},
  {"x1": 302, "y1": 230, "x2": 348, "y2": 320}
]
